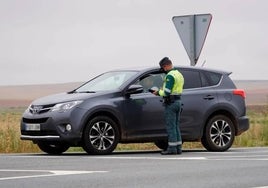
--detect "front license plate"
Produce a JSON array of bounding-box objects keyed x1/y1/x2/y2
[{"x1": 25, "y1": 124, "x2": 41, "y2": 131}]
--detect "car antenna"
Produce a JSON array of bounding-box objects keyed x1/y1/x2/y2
[{"x1": 201, "y1": 60, "x2": 206, "y2": 67}]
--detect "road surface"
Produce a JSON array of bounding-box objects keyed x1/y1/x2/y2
[{"x1": 0, "y1": 147, "x2": 267, "y2": 188}]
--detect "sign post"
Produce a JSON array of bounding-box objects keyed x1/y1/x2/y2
[{"x1": 172, "y1": 14, "x2": 212, "y2": 66}]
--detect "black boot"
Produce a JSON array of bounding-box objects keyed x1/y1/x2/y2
[
  {"x1": 161, "y1": 150, "x2": 177, "y2": 155},
  {"x1": 177, "y1": 145, "x2": 182, "y2": 155},
  {"x1": 161, "y1": 147, "x2": 177, "y2": 155}
]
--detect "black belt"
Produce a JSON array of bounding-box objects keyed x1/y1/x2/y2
[
  {"x1": 170, "y1": 95, "x2": 181, "y2": 100},
  {"x1": 163, "y1": 95, "x2": 181, "y2": 104}
]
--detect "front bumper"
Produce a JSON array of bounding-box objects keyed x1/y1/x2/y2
[{"x1": 20, "y1": 107, "x2": 87, "y2": 144}]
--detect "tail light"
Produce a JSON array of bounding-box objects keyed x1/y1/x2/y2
[{"x1": 233, "y1": 89, "x2": 246, "y2": 99}]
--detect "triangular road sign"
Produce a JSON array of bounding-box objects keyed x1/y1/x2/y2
[{"x1": 172, "y1": 14, "x2": 212, "y2": 66}]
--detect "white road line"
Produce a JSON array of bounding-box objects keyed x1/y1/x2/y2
[
  {"x1": 0, "y1": 169, "x2": 108, "y2": 181},
  {"x1": 88, "y1": 156, "x2": 207, "y2": 160},
  {"x1": 5, "y1": 154, "x2": 268, "y2": 161},
  {"x1": 2, "y1": 155, "x2": 207, "y2": 160},
  {"x1": 86, "y1": 155, "x2": 268, "y2": 161}
]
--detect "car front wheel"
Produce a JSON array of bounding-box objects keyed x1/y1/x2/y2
[
  {"x1": 201, "y1": 115, "x2": 235, "y2": 152},
  {"x1": 83, "y1": 116, "x2": 119, "y2": 155}
]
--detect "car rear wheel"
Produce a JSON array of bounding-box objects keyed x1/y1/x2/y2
[
  {"x1": 83, "y1": 116, "x2": 119, "y2": 155},
  {"x1": 154, "y1": 140, "x2": 168, "y2": 150},
  {"x1": 201, "y1": 115, "x2": 235, "y2": 152},
  {"x1": 37, "y1": 142, "x2": 70, "y2": 154}
]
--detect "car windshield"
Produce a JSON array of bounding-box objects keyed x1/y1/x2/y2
[{"x1": 75, "y1": 71, "x2": 138, "y2": 92}]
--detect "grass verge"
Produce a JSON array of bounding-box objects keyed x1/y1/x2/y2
[{"x1": 0, "y1": 105, "x2": 267, "y2": 153}]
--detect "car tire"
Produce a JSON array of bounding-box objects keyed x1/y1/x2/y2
[
  {"x1": 37, "y1": 142, "x2": 70, "y2": 155},
  {"x1": 83, "y1": 116, "x2": 119, "y2": 155},
  {"x1": 201, "y1": 115, "x2": 235, "y2": 152},
  {"x1": 154, "y1": 140, "x2": 168, "y2": 150}
]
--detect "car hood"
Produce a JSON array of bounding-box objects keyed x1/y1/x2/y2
[{"x1": 31, "y1": 92, "x2": 98, "y2": 105}]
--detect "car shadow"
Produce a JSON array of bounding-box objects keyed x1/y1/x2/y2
[{"x1": 29, "y1": 148, "x2": 209, "y2": 156}]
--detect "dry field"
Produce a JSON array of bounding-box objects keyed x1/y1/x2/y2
[
  {"x1": 0, "y1": 82, "x2": 82, "y2": 107},
  {"x1": 235, "y1": 80, "x2": 268, "y2": 106}
]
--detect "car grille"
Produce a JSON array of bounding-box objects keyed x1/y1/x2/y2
[
  {"x1": 22, "y1": 117, "x2": 49, "y2": 124},
  {"x1": 29, "y1": 104, "x2": 55, "y2": 114}
]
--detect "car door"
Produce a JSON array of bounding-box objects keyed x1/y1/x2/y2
[
  {"x1": 179, "y1": 68, "x2": 218, "y2": 140},
  {"x1": 122, "y1": 73, "x2": 167, "y2": 139}
]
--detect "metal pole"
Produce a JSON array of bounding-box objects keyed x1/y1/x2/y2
[{"x1": 189, "y1": 15, "x2": 196, "y2": 66}]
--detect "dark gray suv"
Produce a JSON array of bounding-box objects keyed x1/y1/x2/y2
[{"x1": 21, "y1": 66, "x2": 249, "y2": 155}]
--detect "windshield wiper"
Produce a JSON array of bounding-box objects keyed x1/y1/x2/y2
[
  {"x1": 67, "y1": 90, "x2": 76, "y2": 94},
  {"x1": 77, "y1": 91, "x2": 96, "y2": 93},
  {"x1": 67, "y1": 90, "x2": 96, "y2": 94}
]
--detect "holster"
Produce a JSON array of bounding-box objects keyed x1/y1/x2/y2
[{"x1": 163, "y1": 97, "x2": 171, "y2": 105}]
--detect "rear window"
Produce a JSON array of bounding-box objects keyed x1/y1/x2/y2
[{"x1": 203, "y1": 71, "x2": 222, "y2": 86}]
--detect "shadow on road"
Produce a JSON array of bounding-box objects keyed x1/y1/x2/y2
[{"x1": 27, "y1": 148, "x2": 209, "y2": 156}]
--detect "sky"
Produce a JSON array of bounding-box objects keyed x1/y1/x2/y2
[{"x1": 0, "y1": 0, "x2": 267, "y2": 86}]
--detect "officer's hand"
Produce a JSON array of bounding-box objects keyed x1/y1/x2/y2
[
  {"x1": 148, "y1": 86, "x2": 159, "y2": 95},
  {"x1": 152, "y1": 91, "x2": 158, "y2": 96}
]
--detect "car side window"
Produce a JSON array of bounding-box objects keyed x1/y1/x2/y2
[
  {"x1": 180, "y1": 69, "x2": 202, "y2": 89},
  {"x1": 136, "y1": 73, "x2": 164, "y2": 93}
]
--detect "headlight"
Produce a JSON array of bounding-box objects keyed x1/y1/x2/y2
[
  {"x1": 51, "y1": 100, "x2": 83, "y2": 113},
  {"x1": 26, "y1": 104, "x2": 32, "y2": 112}
]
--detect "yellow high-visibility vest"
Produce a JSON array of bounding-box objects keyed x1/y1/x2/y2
[{"x1": 159, "y1": 69, "x2": 184, "y2": 96}]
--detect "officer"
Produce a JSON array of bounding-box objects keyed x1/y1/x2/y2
[{"x1": 153, "y1": 57, "x2": 184, "y2": 155}]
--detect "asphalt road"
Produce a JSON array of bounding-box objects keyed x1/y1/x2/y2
[{"x1": 0, "y1": 147, "x2": 268, "y2": 188}]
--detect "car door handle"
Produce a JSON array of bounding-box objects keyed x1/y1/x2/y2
[{"x1": 203, "y1": 95, "x2": 215, "y2": 100}]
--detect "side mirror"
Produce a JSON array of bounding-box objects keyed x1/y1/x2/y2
[{"x1": 125, "y1": 84, "x2": 144, "y2": 95}]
